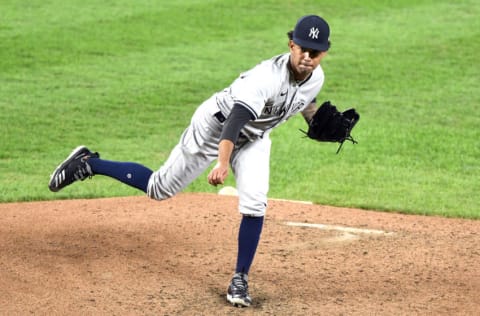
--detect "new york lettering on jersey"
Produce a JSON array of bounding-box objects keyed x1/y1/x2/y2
[{"x1": 217, "y1": 54, "x2": 324, "y2": 139}]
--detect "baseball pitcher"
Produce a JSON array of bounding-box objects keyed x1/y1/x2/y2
[{"x1": 48, "y1": 15, "x2": 359, "y2": 307}]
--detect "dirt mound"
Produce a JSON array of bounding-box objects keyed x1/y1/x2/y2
[{"x1": 0, "y1": 193, "x2": 478, "y2": 315}]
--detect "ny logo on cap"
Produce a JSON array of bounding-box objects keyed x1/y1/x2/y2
[{"x1": 309, "y1": 27, "x2": 319, "y2": 39}]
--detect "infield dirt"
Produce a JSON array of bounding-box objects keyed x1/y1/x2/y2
[{"x1": 0, "y1": 193, "x2": 478, "y2": 315}]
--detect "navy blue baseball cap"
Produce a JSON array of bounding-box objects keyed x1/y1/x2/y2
[{"x1": 292, "y1": 15, "x2": 330, "y2": 51}]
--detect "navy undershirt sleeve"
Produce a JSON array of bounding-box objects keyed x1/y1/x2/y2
[{"x1": 220, "y1": 103, "x2": 255, "y2": 143}]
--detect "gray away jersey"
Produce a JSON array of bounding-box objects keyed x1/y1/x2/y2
[{"x1": 215, "y1": 53, "x2": 325, "y2": 140}]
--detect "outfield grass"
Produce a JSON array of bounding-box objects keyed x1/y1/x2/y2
[{"x1": 0, "y1": 0, "x2": 478, "y2": 218}]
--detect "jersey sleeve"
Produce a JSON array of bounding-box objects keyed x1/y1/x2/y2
[{"x1": 229, "y1": 62, "x2": 280, "y2": 119}]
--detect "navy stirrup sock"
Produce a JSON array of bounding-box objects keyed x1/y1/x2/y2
[
  {"x1": 87, "y1": 157, "x2": 153, "y2": 193},
  {"x1": 235, "y1": 215, "x2": 264, "y2": 274}
]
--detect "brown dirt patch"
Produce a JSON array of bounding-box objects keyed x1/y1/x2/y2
[{"x1": 0, "y1": 193, "x2": 478, "y2": 315}]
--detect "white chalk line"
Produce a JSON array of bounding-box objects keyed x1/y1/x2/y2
[
  {"x1": 284, "y1": 221, "x2": 394, "y2": 236},
  {"x1": 269, "y1": 198, "x2": 313, "y2": 205}
]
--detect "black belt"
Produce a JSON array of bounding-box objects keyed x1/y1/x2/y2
[{"x1": 214, "y1": 111, "x2": 226, "y2": 123}]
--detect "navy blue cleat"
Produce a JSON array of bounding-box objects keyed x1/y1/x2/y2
[
  {"x1": 48, "y1": 146, "x2": 99, "y2": 192},
  {"x1": 227, "y1": 272, "x2": 252, "y2": 307}
]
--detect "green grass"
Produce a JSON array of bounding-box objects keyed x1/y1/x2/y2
[{"x1": 1, "y1": 0, "x2": 478, "y2": 219}]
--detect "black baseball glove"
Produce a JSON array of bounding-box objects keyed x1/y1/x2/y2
[{"x1": 301, "y1": 101, "x2": 360, "y2": 153}]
